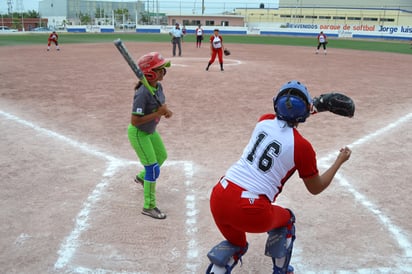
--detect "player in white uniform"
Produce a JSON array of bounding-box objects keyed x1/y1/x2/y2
[
  {"x1": 195, "y1": 24, "x2": 204, "y2": 48},
  {"x1": 316, "y1": 31, "x2": 328, "y2": 54},
  {"x1": 206, "y1": 80, "x2": 352, "y2": 274}
]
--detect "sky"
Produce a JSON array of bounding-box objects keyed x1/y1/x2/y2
[
  {"x1": 0, "y1": 0, "x2": 39, "y2": 13},
  {"x1": 0, "y1": 1, "x2": 280, "y2": 14}
]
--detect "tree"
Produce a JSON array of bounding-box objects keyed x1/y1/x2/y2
[
  {"x1": 1, "y1": 10, "x2": 40, "y2": 18},
  {"x1": 114, "y1": 8, "x2": 130, "y2": 23},
  {"x1": 26, "y1": 10, "x2": 40, "y2": 18},
  {"x1": 139, "y1": 12, "x2": 150, "y2": 25},
  {"x1": 95, "y1": 7, "x2": 105, "y2": 19},
  {"x1": 78, "y1": 12, "x2": 91, "y2": 25}
]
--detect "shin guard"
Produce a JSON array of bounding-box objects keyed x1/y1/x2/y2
[
  {"x1": 206, "y1": 241, "x2": 248, "y2": 274},
  {"x1": 265, "y1": 210, "x2": 296, "y2": 274}
]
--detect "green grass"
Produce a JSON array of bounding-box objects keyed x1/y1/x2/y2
[{"x1": 0, "y1": 32, "x2": 411, "y2": 54}]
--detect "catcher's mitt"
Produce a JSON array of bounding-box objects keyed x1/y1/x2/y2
[
  {"x1": 224, "y1": 48, "x2": 231, "y2": 56},
  {"x1": 312, "y1": 93, "x2": 355, "y2": 117}
]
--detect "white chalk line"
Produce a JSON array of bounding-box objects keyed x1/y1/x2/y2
[
  {"x1": 170, "y1": 57, "x2": 243, "y2": 67},
  {"x1": 2, "y1": 109, "x2": 411, "y2": 273},
  {"x1": 308, "y1": 112, "x2": 412, "y2": 273},
  {"x1": 0, "y1": 110, "x2": 197, "y2": 273},
  {"x1": 54, "y1": 160, "x2": 124, "y2": 270}
]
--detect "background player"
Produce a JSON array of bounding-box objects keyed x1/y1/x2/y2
[
  {"x1": 316, "y1": 31, "x2": 328, "y2": 55},
  {"x1": 206, "y1": 80, "x2": 352, "y2": 274},
  {"x1": 47, "y1": 31, "x2": 60, "y2": 51},
  {"x1": 205, "y1": 29, "x2": 225, "y2": 71},
  {"x1": 127, "y1": 52, "x2": 173, "y2": 220},
  {"x1": 195, "y1": 24, "x2": 204, "y2": 48}
]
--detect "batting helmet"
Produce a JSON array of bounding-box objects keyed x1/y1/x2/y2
[
  {"x1": 273, "y1": 80, "x2": 312, "y2": 124},
  {"x1": 137, "y1": 52, "x2": 171, "y2": 81}
]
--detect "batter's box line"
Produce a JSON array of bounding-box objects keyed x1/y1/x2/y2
[
  {"x1": 54, "y1": 160, "x2": 197, "y2": 273},
  {"x1": 309, "y1": 112, "x2": 412, "y2": 273},
  {"x1": 0, "y1": 110, "x2": 199, "y2": 273}
]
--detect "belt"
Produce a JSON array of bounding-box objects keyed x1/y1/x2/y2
[{"x1": 219, "y1": 177, "x2": 260, "y2": 199}]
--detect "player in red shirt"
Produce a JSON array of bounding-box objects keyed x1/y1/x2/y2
[
  {"x1": 47, "y1": 31, "x2": 60, "y2": 51},
  {"x1": 206, "y1": 80, "x2": 352, "y2": 274},
  {"x1": 206, "y1": 29, "x2": 225, "y2": 71}
]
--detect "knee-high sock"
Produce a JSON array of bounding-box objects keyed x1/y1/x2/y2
[{"x1": 143, "y1": 181, "x2": 156, "y2": 208}]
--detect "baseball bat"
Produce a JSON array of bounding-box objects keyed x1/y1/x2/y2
[{"x1": 113, "y1": 38, "x2": 162, "y2": 106}]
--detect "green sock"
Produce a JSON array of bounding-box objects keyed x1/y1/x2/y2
[{"x1": 143, "y1": 181, "x2": 156, "y2": 209}]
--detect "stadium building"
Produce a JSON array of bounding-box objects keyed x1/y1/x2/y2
[
  {"x1": 235, "y1": 0, "x2": 412, "y2": 26},
  {"x1": 38, "y1": 0, "x2": 144, "y2": 27}
]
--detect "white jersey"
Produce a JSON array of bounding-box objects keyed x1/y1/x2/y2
[
  {"x1": 318, "y1": 34, "x2": 326, "y2": 43},
  {"x1": 212, "y1": 35, "x2": 222, "y2": 48},
  {"x1": 225, "y1": 116, "x2": 317, "y2": 202}
]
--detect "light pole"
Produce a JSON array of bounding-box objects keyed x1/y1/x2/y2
[{"x1": 295, "y1": 0, "x2": 298, "y2": 23}]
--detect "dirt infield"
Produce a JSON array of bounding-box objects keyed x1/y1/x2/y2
[{"x1": 0, "y1": 40, "x2": 411, "y2": 273}]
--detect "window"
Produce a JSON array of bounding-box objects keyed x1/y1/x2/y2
[
  {"x1": 305, "y1": 15, "x2": 317, "y2": 19},
  {"x1": 221, "y1": 21, "x2": 229, "y2": 26},
  {"x1": 280, "y1": 14, "x2": 291, "y2": 18},
  {"x1": 380, "y1": 18, "x2": 395, "y2": 22},
  {"x1": 348, "y1": 17, "x2": 361, "y2": 20},
  {"x1": 363, "y1": 17, "x2": 378, "y2": 21},
  {"x1": 205, "y1": 20, "x2": 215, "y2": 26},
  {"x1": 319, "y1": 16, "x2": 331, "y2": 19},
  {"x1": 333, "y1": 16, "x2": 346, "y2": 20}
]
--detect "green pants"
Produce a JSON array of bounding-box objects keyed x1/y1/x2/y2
[{"x1": 128, "y1": 124, "x2": 167, "y2": 209}]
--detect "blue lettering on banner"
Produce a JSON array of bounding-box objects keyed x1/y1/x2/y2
[
  {"x1": 285, "y1": 23, "x2": 318, "y2": 29},
  {"x1": 378, "y1": 25, "x2": 398, "y2": 34},
  {"x1": 401, "y1": 26, "x2": 412, "y2": 33}
]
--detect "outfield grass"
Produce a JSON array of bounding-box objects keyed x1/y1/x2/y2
[{"x1": 0, "y1": 32, "x2": 411, "y2": 54}]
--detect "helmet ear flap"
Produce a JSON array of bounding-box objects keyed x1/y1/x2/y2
[{"x1": 144, "y1": 71, "x2": 157, "y2": 81}]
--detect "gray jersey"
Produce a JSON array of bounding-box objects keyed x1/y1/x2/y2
[{"x1": 131, "y1": 83, "x2": 166, "y2": 134}]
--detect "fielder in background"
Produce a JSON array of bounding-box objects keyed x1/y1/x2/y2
[
  {"x1": 47, "y1": 31, "x2": 60, "y2": 51},
  {"x1": 206, "y1": 29, "x2": 225, "y2": 71},
  {"x1": 127, "y1": 52, "x2": 173, "y2": 220},
  {"x1": 169, "y1": 23, "x2": 184, "y2": 57},
  {"x1": 182, "y1": 25, "x2": 187, "y2": 42},
  {"x1": 206, "y1": 80, "x2": 352, "y2": 274},
  {"x1": 195, "y1": 24, "x2": 204, "y2": 48},
  {"x1": 316, "y1": 31, "x2": 328, "y2": 55}
]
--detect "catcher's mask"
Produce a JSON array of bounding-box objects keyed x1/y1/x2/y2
[
  {"x1": 273, "y1": 80, "x2": 312, "y2": 124},
  {"x1": 137, "y1": 52, "x2": 171, "y2": 81}
]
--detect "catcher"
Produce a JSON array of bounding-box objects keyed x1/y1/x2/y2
[
  {"x1": 206, "y1": 80, "x2": 354, "y2": 274},
  {"x1": 47, "y1": 31, "x2": 60, "y2": 51}
]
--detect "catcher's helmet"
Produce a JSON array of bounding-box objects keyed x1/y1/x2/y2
[
  {"x1": 137, "y1": 52, "x2": 171, "y2": 81},
  {"x1": 273, "y1": 80, "x2": 312, "y2": 124}
]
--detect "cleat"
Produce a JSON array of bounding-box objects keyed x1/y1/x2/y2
[
  {"x1": 134, "y1": 176, "x2": 144, "y2": 186},
  {"x1": 142, "y1": 207, "x2": 166, "y2": 219}
]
